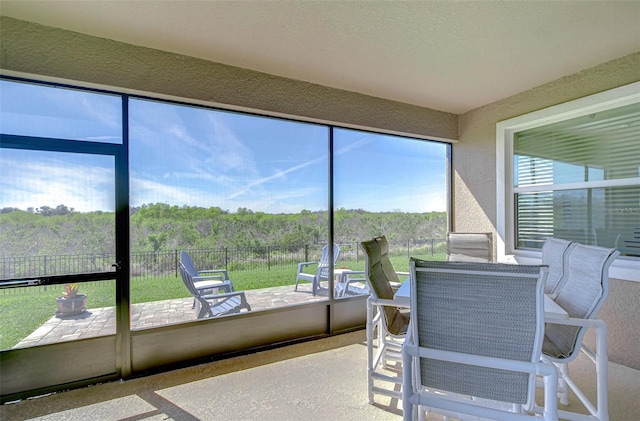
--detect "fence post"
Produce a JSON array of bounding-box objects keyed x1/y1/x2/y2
[
  {"x1": 267, "y1": 245, "x2": 271, "y2": 271},
  {"x1": 407, "y1": 240, "x2": 410, "y2": 258},
  {"x1": 175, "y1": 249, "x2": 178, "y2": 277},
  {"x1": 431, "y1": 239, "x2": 435, "y2": 256},
  {"x1": 224, "y1": 247, "x2": 228, "y2": 270}
]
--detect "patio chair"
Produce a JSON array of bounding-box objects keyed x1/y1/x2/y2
[
  {"x1": 446, "y1": 232, "x2": 493, "y2": 262},
  {"x1": 179, "y1": 262, "x2": 251, "y2": 319},
  {"x1": 541, "y1": 243, "x2": 619, "y2": 420},
  {"x1": 403, "y1": 259, "x2": 558, "y2": 421},
  {"x1": 360, "y1": 235, "x2": 410, "y2": 403},
  {"x1": 541, "y1": 238, "x2": 575, "y2": 295},
  {"x1": 180, "y1": 250, "x2": 234, "y2": 308},
  {"x1": 294, "y1": 243, "x2": 340, "y2": 296}
]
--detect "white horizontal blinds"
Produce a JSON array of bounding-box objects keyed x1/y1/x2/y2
[
  {"x1": 515, "y1": 192, "x2": 553, "y2": 249},
  {"x1": 513, "y1": 103, "x2": 640, "y2": 253},
  {"x1": 514, "y1": 155, "x2": 553, "y2": 187},
  {"x1": 515, "y1": 103, "x2": 640, "y2": 186}
]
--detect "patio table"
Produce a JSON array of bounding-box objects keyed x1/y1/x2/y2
[{"x1": 393, "y1": 278, "x2": 568, "y2": 320}]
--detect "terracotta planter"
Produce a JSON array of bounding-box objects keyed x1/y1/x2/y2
[{"x1": 55, "y1": 294, "x2": 87, "y2": 318}]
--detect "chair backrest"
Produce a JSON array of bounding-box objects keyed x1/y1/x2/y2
[
  {"x1": 360, "y1": 235, "x2": 407, "y2": 335},
  {"x1": 545, "y1": 244, "x2": 620, "y2": 359},
  {"x1": 178, "y1": 261, "x2": 200, "y2": 297},
  {"x1": 316, "y1": 243, "x2": 340, "y2": 280},
  {"x1": 409, "y1": 259, "x2": 547, "y2": 405},
  {"x1": 180, "y1": 250, "x2": 198, "y2": 275},
  {"x1": 541, "y1": 237, "x2": 574, "y2": 294},
  {"x1": 446, "y1": 232, "x2": 493, "y2": 262}
]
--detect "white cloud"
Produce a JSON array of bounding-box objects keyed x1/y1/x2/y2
[{"x1": 0, "y1": 152, "x2": 115, "y2": 212}]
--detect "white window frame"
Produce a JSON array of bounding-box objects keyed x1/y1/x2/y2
[{"x1": 496, "y1": 82, "x2": 640, "y2": 282}]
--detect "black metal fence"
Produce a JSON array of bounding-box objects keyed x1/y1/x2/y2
[{"x1": 1, "y1": 239, "x2": 446, "y2": 281}]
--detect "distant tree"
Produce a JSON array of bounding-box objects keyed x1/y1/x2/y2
[
  {"x1": 55, "y1": 204, "x2": 74, "y2": 215},
  {"x1": 35, "y1": 204, "x2": 74, "y2": 216}
]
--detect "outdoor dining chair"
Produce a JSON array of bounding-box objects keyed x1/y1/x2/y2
[
  {"x1": 179, "y1": 262, "x2": 251, "y2": 319},
  {"x1": 360, "y1": 235, "x2": 410, "y2": 403},
  {"x1": 402, "y1": 259, "x2": 558, "y2": 421},
  {"x1": 180, "y1": 250, "x2": 234, "y2": 308},
  {"x1": 294, "y1": 243, "x2": 340, "y2": 295},
  {"x1": 541, "y1": 243, "x2": 619, "y2": 421}
]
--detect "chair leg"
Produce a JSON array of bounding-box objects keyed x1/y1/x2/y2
[
  {"x1": 552, "y1": 321, "x2": 609, "y2": 421},
  {"x1": 401, "y1": 344, "x2": 414, "y2": 421},
  {"x1": 558, "y1": 362, "x2": 569, "y2": 406},
  {"x1": 366, "y1": 299, "x2": 375, "y2": 404}
]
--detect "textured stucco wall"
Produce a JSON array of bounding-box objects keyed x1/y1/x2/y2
[
  {"x1": 456, "y1": 52, "x2": 640, "y2": 369},
  {"x1": 0, "y1": 16, "x2": 457, "y2": 141}
]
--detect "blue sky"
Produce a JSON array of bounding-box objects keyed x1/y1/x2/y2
[{"x1": 1, "y1": 79, "x2": 447, "y2": 213}]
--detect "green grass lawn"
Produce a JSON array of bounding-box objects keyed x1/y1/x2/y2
[{"x1": 0, "y1": 253, "x2": 445, "y2": 349}]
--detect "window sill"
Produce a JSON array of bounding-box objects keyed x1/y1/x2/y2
[{"x1": 499, "y1": 251, "x2": 640, "y2": 283}]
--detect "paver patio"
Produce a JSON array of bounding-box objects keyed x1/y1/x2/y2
[{"x1": 13, "y1": 283, "x2": 351, "y2": 348}]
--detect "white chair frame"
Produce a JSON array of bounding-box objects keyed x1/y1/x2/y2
[
  {"x1": 536, "y1": 244, "x2": 619, "y2": 421},
  {"x1": 402, "y1": 260, "x2": 559, "y2": 421}
]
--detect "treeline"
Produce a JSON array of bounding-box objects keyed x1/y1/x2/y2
[{"x1": 0, "y1": 203, "x2": 447, "y2": 257}]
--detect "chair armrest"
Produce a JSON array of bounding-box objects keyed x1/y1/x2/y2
[
  {"x1": 297, "y1": 261, "x2": 317, "y2": 271},
  {"x1": 199, "y1": 269, "x2": 230, "y2": 280},
  {"x1": 369, "y1": 296, "x2": 410, "y2": 309},
  {"x1": 546, "y1": 317, "x2": 606, "y2": 329}
]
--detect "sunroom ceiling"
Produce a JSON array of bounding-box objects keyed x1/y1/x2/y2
[{"x1": 1, "y1": 1, "x2": 639, "y2": 114}]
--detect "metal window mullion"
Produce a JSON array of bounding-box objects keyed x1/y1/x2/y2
[{"x1": 116, "y1": 95, "x2": 132, "y2": 379}]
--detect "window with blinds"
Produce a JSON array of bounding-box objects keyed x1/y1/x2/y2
[{"x1": 513, "y1": 102, "x2": 640, "y2": 257}]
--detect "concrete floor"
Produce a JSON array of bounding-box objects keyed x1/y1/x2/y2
[{"x1": 2, "y1": 330, "x2": 640, "y2": 421}]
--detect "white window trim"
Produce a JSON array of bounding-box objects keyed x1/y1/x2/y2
[{"x1": 496, "y1": 82, "x2": 640, "y2": 282}]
